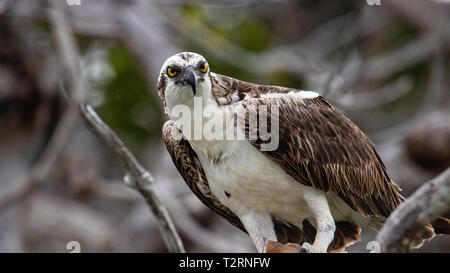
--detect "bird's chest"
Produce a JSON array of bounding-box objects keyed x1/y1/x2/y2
[{"x1": 189, "y1": 138, "x2": 310, "y2": 219}]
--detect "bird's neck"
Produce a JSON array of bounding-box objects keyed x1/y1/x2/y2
[{"x1": 167, "y1": 85, "x2": 218, "y2": 141}]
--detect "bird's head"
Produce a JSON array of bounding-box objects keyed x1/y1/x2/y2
[{"x1": 157, "y1": 52, "x2": 212, "y2": 114}]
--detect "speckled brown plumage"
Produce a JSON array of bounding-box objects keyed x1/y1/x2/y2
[
  {"x1": 210, "y1": 73, "x2": 294, "y2": 105},
  {"x1": 238, "y1": 96, "x2": 404, "y2": 218},
  {"x1": 206, "y1": 73, "x2": 406, "y2": 217},
  {"x1": 157, "y1": 71, "x2": 168, "y2": 113}
]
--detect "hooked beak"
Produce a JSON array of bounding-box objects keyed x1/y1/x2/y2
[{"x1": 182, "y1": 67, "x2": 199, "y2": 95}]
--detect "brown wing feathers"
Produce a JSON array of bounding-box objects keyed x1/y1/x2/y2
[
  {"x1": 237, "y1": 96, "x2": 404, "y2": 218},
  {"x1": 210, "y1": 72, "x2": 294, "y2": 104}
]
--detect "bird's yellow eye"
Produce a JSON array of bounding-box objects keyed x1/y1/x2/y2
[
  {"x1": 200, "y1": 63, "x2": 208, "y2": 73},
  {"x1": 167, "y1": 67, "x2": 177, "y2": 77}
]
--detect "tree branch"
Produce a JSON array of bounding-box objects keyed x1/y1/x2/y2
[
  {"x1": 79, "y1": 104, "x2": 185, "y2": 253},
  {"x1": 376, "y1": 168, "x2": 450, "y2": 253},
  {"x1": 47, "y1": 0, "x2": 185, "y2": 253}
]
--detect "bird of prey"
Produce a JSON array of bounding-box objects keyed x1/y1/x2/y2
[{"x1": 157, "y1": 52, "x2": 449, "y2": 253}]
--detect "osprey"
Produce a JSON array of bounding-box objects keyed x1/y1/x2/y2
[{"x1": 157, "y1": 52, "x2": 449, "y2": 253}]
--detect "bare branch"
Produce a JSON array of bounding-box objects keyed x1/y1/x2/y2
[
  {"x1": 362, "y1": 34, "x2": 439, "y2": 81},
  {"x1": 79, "y1": 104, "x2": 185, "y2": 253},
  {"x1": 46, "y1": 0, "x2": 185, "y2": 253},
  {"x1": 376, "y1": 168, "x2": 450, "y2": 253}
]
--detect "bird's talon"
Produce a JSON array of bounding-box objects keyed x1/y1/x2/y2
[
  {"x1": 300, "y1": 242, "x2": 312, "y2": 253},
  {"x1": 265, "y1": 241, "x2": 303, "y2": 253}
]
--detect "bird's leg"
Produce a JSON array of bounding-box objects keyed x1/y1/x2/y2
[
  {"x1": 239, "y1": 210, "x2": 277, "y2": 253},
  {"x1": 302, "y1": 190, "x2": 336, "y2": 253}
]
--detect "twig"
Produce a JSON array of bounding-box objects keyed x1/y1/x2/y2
[
  {"x1": 376, "y1": 168, "x2": 450, "y2": 253},
  {"x1": 80, "y1": 104, "x2": 185, "y2": 253},
  {"x1": 362, "y1": 34, "x2": 439, "y2": 81},
  {"x1": 47, "y1": 0, "x2": 185, "y2": 253},
  {"x1": 333, "y1": 75, "x2": 413, "y2": 111}
]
